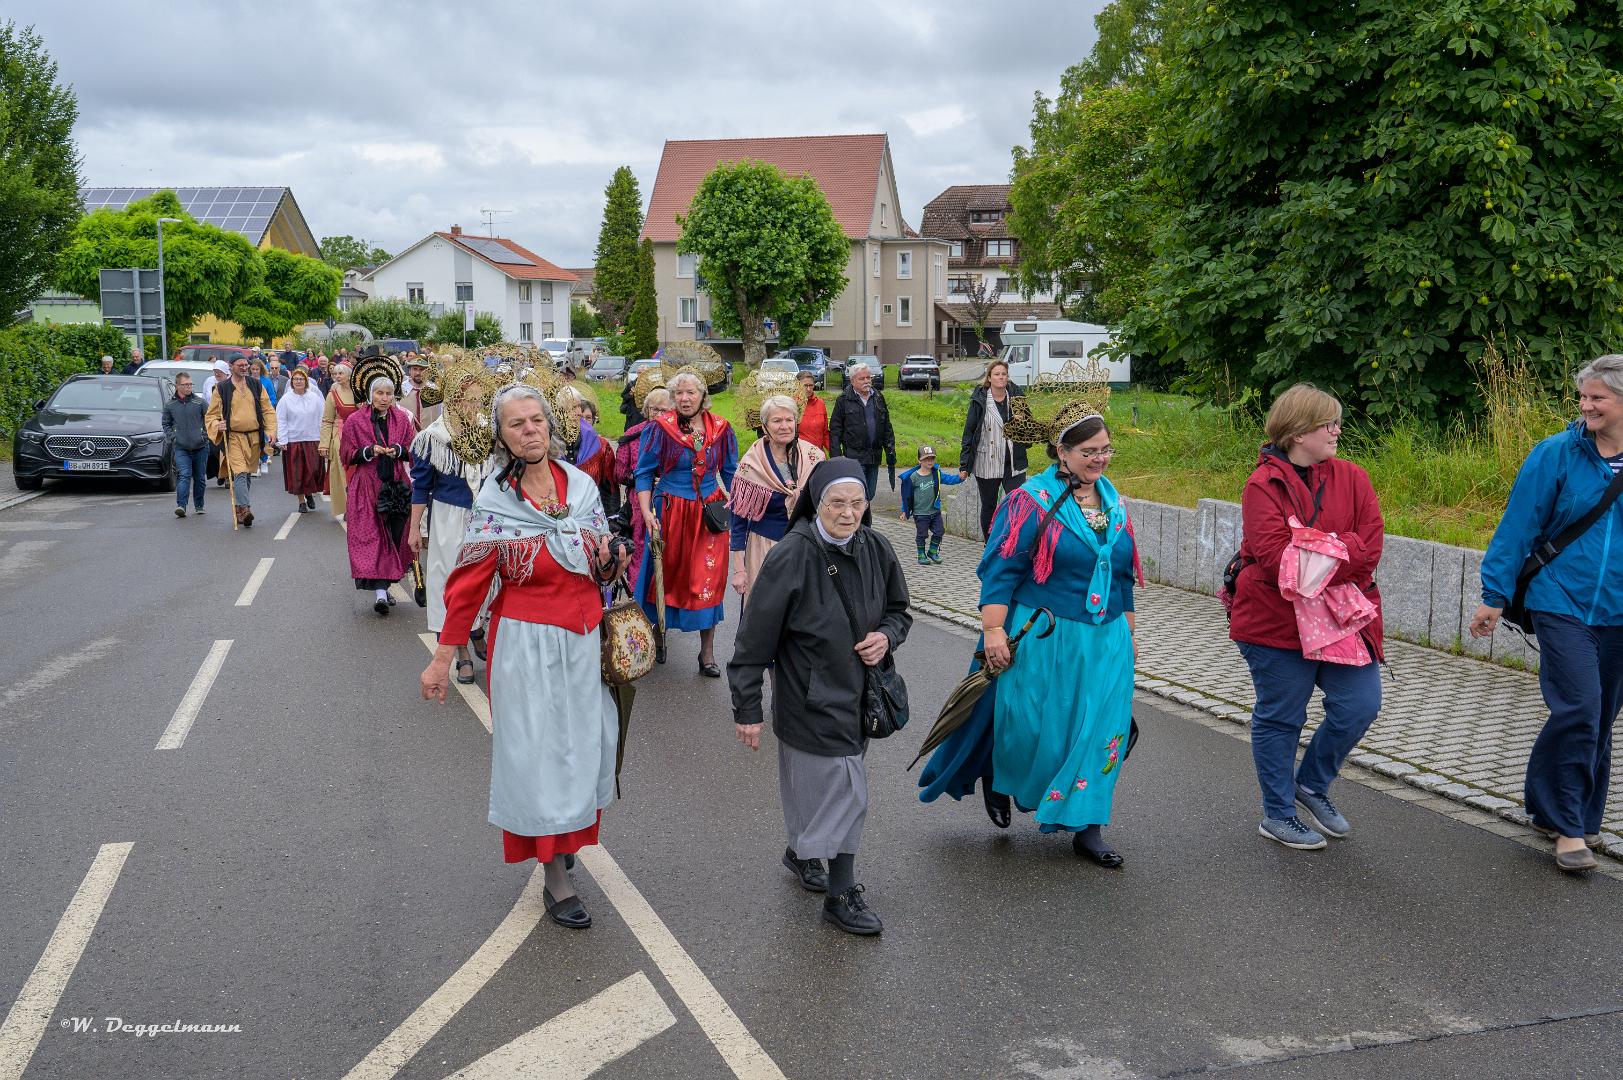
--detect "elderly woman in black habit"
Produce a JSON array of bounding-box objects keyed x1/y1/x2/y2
[{"x1": 727, "y1": 458, "x2": 912, "y2": 936}]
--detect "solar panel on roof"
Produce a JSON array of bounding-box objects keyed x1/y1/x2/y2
[
  {"x1": 458, "y1": 236, "x2": 534, "y2": 265},
  {"x1": 80, "y1": 185, "x2": 285, "y2": 245}
]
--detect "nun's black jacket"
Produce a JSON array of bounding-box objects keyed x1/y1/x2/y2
[{"x1": 728, "y1": 519, "x2": 912, "y2": 757}]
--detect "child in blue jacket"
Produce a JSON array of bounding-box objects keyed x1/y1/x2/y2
[{"x1": 900, "y1": 445, "x2": 963, "y2": 564}]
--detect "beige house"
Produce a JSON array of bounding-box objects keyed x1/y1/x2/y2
[{"x1": 641, "y1": 134, "x2": 952, "y2": 364}]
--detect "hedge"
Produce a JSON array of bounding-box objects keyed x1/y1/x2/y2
[{"x1": 0, "y1": 325, "x2": 108, "y2": 440}]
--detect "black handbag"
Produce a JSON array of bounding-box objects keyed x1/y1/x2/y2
[
  {"x1": 816, "y1": 535, "x2": 909, "y2": 739},
  {"x1": 701, "y1": 497, "x2": 730, "y2": 534},
  {"x1": 1503, "y1": 467, "x2": 1623, "y2": 633}
]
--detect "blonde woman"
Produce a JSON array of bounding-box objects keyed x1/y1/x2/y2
[
  {"x1": 730, "y1": 394, "x2": 825, "y2": 600},
  {"x1": 319, "y1": 361, "x2": 358, "y2": 521}
]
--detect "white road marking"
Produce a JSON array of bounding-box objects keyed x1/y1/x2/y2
[
  {"x1": 389, "y1": 582, "x2": 412, "y2": 607},
  {"x1": 0, "y1": 540, "x2": 57, "y2": 577},
  {"x1": 321, "y1": 493, "x2": 331, "y2": 501},
  {"x1": 0, "y1": 491, "x2": 44, "y2": 513},
  {"x1": 341, "y1": 867, "x2": 550, "y2": 1080},
  {"x1": 0, "y1": 637, "x2": 119, "y2": 720},
  {"x1": 578, "y1": 847, "x2": 787, "y2": 1080},
  {"x1": 273, "y1": 512, "x2": 300, "y2": 540},
  {"x1": 422, "y1": 644, "x2": 784, "y2": 1078},
  {"x1": 234, "y1": 558, "x2": 275, "y2": 606},
  {"x1": 443, "y1": 972, "x2": 675, "y2": 1079},
  {"x1": 0, "y1": 842, "x2": 133, "y2": 1080},
  {"x1": 418, "y1": 633, "x2": 491, "y2": 733},
  {"x1": 155, "y1": 640, "x2": 233, "y2": 750},
  {"x1": 0, "y1": 520, "x2": 88, "y2": 532}
]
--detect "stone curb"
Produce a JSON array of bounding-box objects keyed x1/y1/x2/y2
[{"x1": 903, "y1": 596, "x2": 1623, "y2": 865}]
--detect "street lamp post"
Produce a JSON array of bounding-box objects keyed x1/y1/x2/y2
[{"x1": 156, "y1": 217, "x2": 181, "y2": 362}]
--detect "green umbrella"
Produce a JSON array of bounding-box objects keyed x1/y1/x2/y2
[
  {"x1": 907, "y1": 608, "x2": 1055, "y2": 770},
  {"x1": 609, "y1": 682, "x2": 636, "y2": 797}
]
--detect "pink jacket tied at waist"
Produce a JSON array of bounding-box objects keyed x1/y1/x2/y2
[{"x1": 1277, "y1": 516, "x2": 1376, "y2": 666}]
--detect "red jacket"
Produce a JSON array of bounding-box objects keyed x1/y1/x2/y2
[
  {"x1": 1229, "y1": 446, "x2": 1385, "y2": 661},
  {"x1": 797, "y1": 395, "x2": 830, "y2": 452}
]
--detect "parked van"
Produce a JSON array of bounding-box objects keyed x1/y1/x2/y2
[{"x1": 997, "y1": 319, "x2": 1131, "y2": 388}]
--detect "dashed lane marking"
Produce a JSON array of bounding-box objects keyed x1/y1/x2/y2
[
  {"x1": 418, "y1": 634, "x2": 491, "y2": 733},
  {"x1": 422, "y1": 640, "x2": 787, "y2": 1079},
  {"x1": 234, "y1": 558, "x2": 275, "y2": 607},
  {"x1": 0, "y1": 520, "x2": 89, "y2": 532},
  {"x1": 0, "y1": 637, "x2": 119, "y2": 724},
  {"x1": 443, "y1": 972, "x2": 675, "y2": 1079},
  {"x1": 155, "y1": 640, "x2": 233, "y2": 750},
  {"x1": 273, "y1": 512, "x2": 300, "y2": 540},
  {"x1": 0, "y1": 843, "x2": 134, "y2": 1080}
]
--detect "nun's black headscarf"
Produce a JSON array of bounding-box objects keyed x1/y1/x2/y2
[{"x1": 789, "y1": 457, "x2": 874, "y2": 526}]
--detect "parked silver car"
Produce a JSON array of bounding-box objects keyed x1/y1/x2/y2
[
  {"x1": 898, "y1": 354, "x2": 941, "y2": 390},
  {"x1": 585, "y1": 354, "x2": 628, "y2": 381}
]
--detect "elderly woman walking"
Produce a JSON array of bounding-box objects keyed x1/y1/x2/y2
[
  {"x1": 730, "y1": 393, "x2": 825, "y2": 601},
  {"x1": 1473, "y1": 354, "x2": 1623, "y2": 874},
  {"x1": 728, "y1": 458, "x2": 912, "y2": 936},
  {"x1": 320, "y1": 360, "x2": 359, "y2": 522},
  {"x1": 1230, "y1": 384, "x2": 1385, "y2": 852},
  {"x1": 275, "y1": 366, "x2": 327, "y2": 513},
  {"x1": 341, "y1": 358, "x2": 418, "y2": 615},
  {"x1": 634, "y1": 370, "x2": 739, "y2": 674},
  {"x1": 420, "y1": 383, "x2": 626, "y2": 929},
  {"x1": 615, "y1": 387, "x2": 673, "y2": 593}
]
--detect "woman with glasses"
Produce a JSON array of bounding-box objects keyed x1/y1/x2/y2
[
  {"x1": 1229, "y1": 384, "x2": 1385, "y2": 851},
  {"x1": 920, "y1": 400, "x2": 1143, "y2": 869}
]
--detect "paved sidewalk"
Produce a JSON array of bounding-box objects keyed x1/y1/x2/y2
[{"x1": 870, "y1": 508, "x2": 1623, "y2": 855}]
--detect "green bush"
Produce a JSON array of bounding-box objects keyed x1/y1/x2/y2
[
  {"x1": 27, "y1": 322, "x2": 131, "y2": 369},
  {"x1": 426, "y1": 309, "x2": 503, "y2": 348},
  {"x1": 345, "y1": 297, "x2": 435, "y2": 341},
  {"x1": 0, "y1": 327, "x2": 90, "y2": 439}
]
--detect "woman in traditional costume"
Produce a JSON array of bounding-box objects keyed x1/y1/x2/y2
[
  {"x1": 615, "y1": 387, "x2": 673, "y2": 594},
  {"x1": 557, "y1": 384, "x2": 620, "y2": 516},
  {"x1": 919, "y1": 399, "x2": 1142, "y2": 869},
  {"x1": 275, "y1": 366, "x2": 327, "y2": 513},
  {"x1": 320, "y1": 361, "x2": 359, "y2": 521},
  {"x1": 409, "y1": 360, "x2": 498, "y2": 682},
  {"x1": 633, "y1": 370, "x2": 738, "y2": 675},
  {"x1": 728, "y1": 458, "x2": 912, "y2": 936},
  {"x1": 341, "y1": 356, "x2": 417, "y2": 615},
  {"x1": 419, "y1": 383, "x2": 625, "y2": 930},
  {"x1": 730, "y1": 393, "x2": 824, "y2": 601}
]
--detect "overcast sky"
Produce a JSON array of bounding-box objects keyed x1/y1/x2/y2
[{"x1": 17, "y1": 1, "x2": 1107, "y2": 267}]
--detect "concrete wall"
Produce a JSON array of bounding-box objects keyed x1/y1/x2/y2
[{"x1": 937, "y1": 481, "x2": 1537, "y2": 671}]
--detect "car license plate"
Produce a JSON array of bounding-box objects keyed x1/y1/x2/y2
[{"x1": 64, "y1": 460, "x2": 110, "y2": 471}]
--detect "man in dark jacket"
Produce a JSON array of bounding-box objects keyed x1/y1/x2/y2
[
  {"x1": 828, "y1": 363, "x2": 896, "y2": 499},
  {"x1": 162, "y1": 372, "x2": 210, "y2": 517}
]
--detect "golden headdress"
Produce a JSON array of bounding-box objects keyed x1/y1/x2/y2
[
  {"x1": 733, "y1": 367, "x2": 803, "y2": 429},
  {"x1": 632, "y1": 364, "x2": 668, "y2": 410},
  {"x1": 350, "y1": 353, "x2": 404, "y2": 402},
  {"x1": 657, "y1": 341, "x2": 728, "y2": 393},
  {"x1": 1003, "y1": 353, "x2": 1112, "y2": 445},
  {"x1": 440, "y1": 356, "x2": 501, "y2": 464},
  {"x1": 550, "y1": 380, "x2": 601, "y2": 445}
]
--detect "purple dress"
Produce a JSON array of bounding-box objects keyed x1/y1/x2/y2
[{"x1": 341, "y1": 406, "x2": 416, "y2": 587}]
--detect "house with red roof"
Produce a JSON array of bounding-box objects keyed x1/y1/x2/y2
[
  {"x1": 642, "y1": 134, "x2": 952, "y2": 364},
  {"x1": 363, "y1": 225, "x2": 577, "y2": 345}
]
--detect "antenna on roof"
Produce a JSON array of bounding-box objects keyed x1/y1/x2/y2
[{"x1": 480, "y1": 209, "x2": 512, "y2": 236}]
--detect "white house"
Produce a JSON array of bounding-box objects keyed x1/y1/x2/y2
[{"x1": 363, "y1": 225, "x2": 576, "y2": 344}]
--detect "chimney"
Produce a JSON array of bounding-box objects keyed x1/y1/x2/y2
[{"x1": 450, "y1": 224, "x2": 462, "y2": 236}]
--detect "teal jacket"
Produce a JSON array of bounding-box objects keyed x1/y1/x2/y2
[{"x1": 1480, "y1": 421, "x2": 1623, "y2": 625}]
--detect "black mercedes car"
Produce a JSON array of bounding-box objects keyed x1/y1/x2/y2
[{"x1": 12, "y1": 375, "x2": 176, "y2": 491}]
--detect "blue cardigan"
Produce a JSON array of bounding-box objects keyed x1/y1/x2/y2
[{"x1": 1481, "y1": 421, "x2": 1623, "y2": 626}]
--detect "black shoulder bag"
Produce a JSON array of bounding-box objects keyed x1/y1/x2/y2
[
  {"x1": 814, "y1": 534, "x2": 909, "y2": 739},
  {"x1": 1502, "y1": 467, "x2": 1623, "y2": 633}
]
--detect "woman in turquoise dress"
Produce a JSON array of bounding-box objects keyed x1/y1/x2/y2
[{"x1": 919, "y1": 402, "x2": 1142, "y2": 867}]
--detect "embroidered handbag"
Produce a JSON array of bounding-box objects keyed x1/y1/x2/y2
[{"x1": 600, "y1": 575, "x2": 656, "y2": 685}]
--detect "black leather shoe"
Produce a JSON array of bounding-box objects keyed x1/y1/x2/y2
[
  {"x1": 1073, "y1": 831, "x2": 1125, "y2": 869},
  {"x1": 782, "y1": 848, "x2": 828, "y2": 892},
  {"x1": 385, "y1": 592, "x2": 396, "y2": 606},
  {"x1": 373, "y1": 599, "x2": 389, "y2": 616},
  {"x1": 823, "y1": 884, "x2": 882, "y2": 936},
  {"x1": 983, "y1": 785, "x2": 1012, "y2": 829},
  {"x1": 655, "y1": 643, "x2": 667, "y2": 665},
  {"x1": 470, "y1": 627, "x2": 488, "y2": 662},
  {"x1": 699, "y1": 660, "x2": 721, "y2": 678},
  {"x1": 544, "y1": 887, "x2": 591, "y2": 929}
]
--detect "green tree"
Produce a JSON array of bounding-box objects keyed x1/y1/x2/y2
[
  {"x1": 319, "y1": 235, "x2": 392, "y2": 269},
  {"x1": 0, "y1": 21, "x2": 83, "y2": 327},
  {"x1": 55, "y1": 190, "x2": 262, "y2": 340},
  {"x1": 677, "y1": 161, "x2": 848, "y2": 367},
  {"x1": 344, "y1": 296, "x2": 435, "y2": 341},
  {"x1": 1123, "y1": 0, "x2": 1623, "y2": 415},
  {"x1": 570, "y1": 301, "x2": 601, "y2": 338},
  {"x1": 233, "y1": 247, "x2": 341, "y2": 344},
  {"x1": 624, "y1": 238, "x2": 659, "y2": 360},
  {"x1": 426, "y1": 308, "x2": 503, "y2": 348},
  {"x1": 592, "y1": 166, "x2": 644, "y2": 330}
]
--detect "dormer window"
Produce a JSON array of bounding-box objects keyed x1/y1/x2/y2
[{"x1": 969, "y1": 210, "x2": 1002, "y2": 224}]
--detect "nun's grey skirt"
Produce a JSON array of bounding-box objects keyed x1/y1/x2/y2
[{"x1": 778, "y1": 740, "x2": 868, "y2": 860}]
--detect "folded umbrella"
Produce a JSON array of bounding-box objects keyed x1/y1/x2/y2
[
  {"x1": 888, "y1": 462, "x2": 897, "y2": 491},
  {"x1": 609, "y1": 682, "x2": 635, "y2": 797},
  {"x1": 649, "y1": 535, "x2": 667, "y2": 636},
  {"x1": 908, "y1": 608, "x2": 1054, "y2": 770}
]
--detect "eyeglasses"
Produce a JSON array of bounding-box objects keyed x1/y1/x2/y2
[{"x1": 1070, "y1": 447, "x2": 1115, "y2": 461}]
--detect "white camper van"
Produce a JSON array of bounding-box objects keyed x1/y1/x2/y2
[{"x1": 997, "y1": 319, "x2": 1131, "y2": 388}]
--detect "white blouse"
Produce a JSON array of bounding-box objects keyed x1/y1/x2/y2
[{"x1": 275, "y1": 387, "x2": 324, "y2": 445}]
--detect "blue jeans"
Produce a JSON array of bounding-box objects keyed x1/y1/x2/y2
[
  {"x1": 1526, "y1": 611, "x2": 1623, "y2": 837},
  {"x1": 1237, "y1": 640, "x2": 1382, "y2": 819},
  {"x1": 174, "y1": 446, "x2": 208, "y2": 509},
  {"x1": 861, "y1": 463, "x2": 878, "y2": 501}
]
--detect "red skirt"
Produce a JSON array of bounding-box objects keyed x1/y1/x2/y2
[
  {"x1": 652, "y1": 492, "x2": 729, "y2": 615},
  {"x1": 282, "y1": 441, "x2": 327, "y2": 496},
  {"x1": 502, "y1": 811, "x2": 601, "y2": 864}
]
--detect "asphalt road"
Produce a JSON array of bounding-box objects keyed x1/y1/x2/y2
[{"x1": 2, "y1": 477, "x2": 1620, "y2": 1080}]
